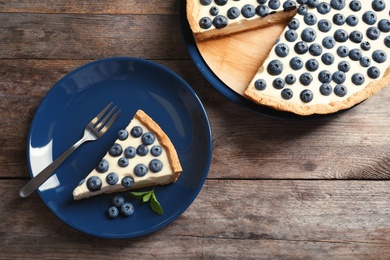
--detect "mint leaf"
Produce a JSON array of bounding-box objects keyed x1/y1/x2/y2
[
  {"x1": 150, "y1": 193, "x2": 164, "y2": 215},
  {"x1": 143, "y1": 192, "x2": 152, "y2": 202},
  {"x1": 129, "y1": 190, "x2": 152, "y2": 199}
]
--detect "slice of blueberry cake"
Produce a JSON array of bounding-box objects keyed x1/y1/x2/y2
[
  {"x1": 187, "y1": 0, "x2": 298, "y2": 41},
  {"x1": 244, "y1": 0, "x2": 390, "y2": 115},
  {"x1": 73, "y1": 110, "x2": 182, "y2": 200}
]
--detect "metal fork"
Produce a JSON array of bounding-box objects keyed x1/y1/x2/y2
[{"x1": 19, "y1": 102, "x2": 121, "y2": 198}]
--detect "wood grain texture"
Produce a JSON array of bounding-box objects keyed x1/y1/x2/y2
[{"x1": 2, "y1": 180, "x2": 390, "y2": 259}]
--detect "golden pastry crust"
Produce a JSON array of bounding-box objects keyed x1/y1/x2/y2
[
  {"x1": 186, "y1": 0, "x2": 296, "y2": 41},
  {"x1": 244, "y1": 66, "x2": 390, "y2": 116},
  {"x1": 134, "y1": 110, "x2": 182, "y2": 181}
]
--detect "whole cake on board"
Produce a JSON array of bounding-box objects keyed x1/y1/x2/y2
[{"x1": 187, "y1": 0, "x2": 390, "y2": 115}]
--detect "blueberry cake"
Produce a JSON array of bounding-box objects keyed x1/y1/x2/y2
[
  {"x1": 73, "y1": 110, "x2": 182, "y2": 200},
  {"x1": 244, "y1": 0, "x2": 390, "y2": 115},
  {"x1": 187, "y1": 0, "x2": 298, "y2": 41}
]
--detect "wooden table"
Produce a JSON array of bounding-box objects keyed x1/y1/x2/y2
[{"x1": 1, "y1": 1, "x2": 390, "y2": 259}]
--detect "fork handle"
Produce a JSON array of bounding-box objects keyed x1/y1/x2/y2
[{"x1": 19, "y1": 138, "x2": 87, "y2": 198}]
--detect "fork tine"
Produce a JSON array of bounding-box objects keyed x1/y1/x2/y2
[
  {"x1": 89, "y1": 102, "x2": 113, "y2": 126},
  {"x1": 94, "y1": 105, "x2": 117, "y2": 130},
  {"x1": 99, "y1": 110, "x2": 121, "y2": 134}
]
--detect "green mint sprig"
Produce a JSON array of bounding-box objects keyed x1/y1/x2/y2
[{"x1": 128, "y1": 189, "x2": 164, "y2": 215}]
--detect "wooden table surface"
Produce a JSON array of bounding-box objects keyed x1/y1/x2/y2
[{"x1": 1, "y1": 1, "x2": 390, "y2": 259}]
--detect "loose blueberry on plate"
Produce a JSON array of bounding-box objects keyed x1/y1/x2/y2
[
  {"x1": 134, "y1": 164, "x2": 148, "y2": 177},
  {"x1": 107, "y1": 206, "x2": 119, "y2": 219},
  {"x1": 112, "y1": 195, "x2": 125, "y2": 208},
  {"x1": 120, "y1": 202, "x2": 134, "y2": 217},
  {"x1": 86, "y1": 176, "x2": 102, "y2": 191},
  {"x1": 96, "y1": 159, "x2": 109, "y2": 173},
  {"x1": 121, "y1": 176, "x2": 134, "y2": 188},
  {"x1": 106, "y1": 172, "x2": 119, "y2": 185}
]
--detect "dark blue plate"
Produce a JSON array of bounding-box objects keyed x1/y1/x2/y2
[
  {"x1": 179, "y1": 0, "x2": 349, "y2": 120},
  {"x1": 27, "y1": 57, "x2": 212, "y2": 238}
]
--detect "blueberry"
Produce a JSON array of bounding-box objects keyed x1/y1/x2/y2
[
  {"x1": 136, "y1": 144, "x2": 149, "y2": 156},
  {"x1": 362, "y1": 11, "x2": 377, "y2": 25},
  {"x1": 367, "y1": 66, "x2": 381, "y2": 79},
  {"x1": 118, "y1": 130, "x2": 128, "y2": 140},
  {"x1": 268, "y1": 0, "x2": 281, "y2": 10},
  {"x1": 200, "y1": 0, "x2": 212, "y2": 5},
  {"x1": 241, "y1": 4, "x2": 256, "y2": 18},
  {"x1": 214, "y1": 0, "x2": 227, "y2": 6},
  {"x1": 317, "y1": 2, "x2": 331, "y2": 14},
  {"x1": 304, "y1": 13, "x2": 317, "y2": 26},
  {"x1": 318, "y1": 70, "x2": 332, "y2": 83},
  {"x1": 285, "y1": 29, "x2": 298, "y2": 42},
  {"x1": 199, "y1": 17, "x2": 212, "y2": 30},
  {"x1": 338, "y1": 61, "x2": 350, "y2": 72},
  {"x1": 257, "y1": 0, "x2": 267, "y2": 4},
  {"x1": 333, "y1": 13, "x2": 345, "y2": 26},
  {"x1": 294, "y1": 41, "x2": 308, "y2": 54},
  {"x1": 213, "y1": 15, "x2": 228, "y2": 29},
  {"x1": 290, "y1": 57, "x2": 303, "y2": 70},
  {"x1": 130, "y1": 126, "x2": 143, "y2": 138},
  {"x1": 106, "y1": 172, "x2": 119, "y2": 185},
  {"x1": 297, "y1": 5, "x2": 308, "y2": 15},
  {"x1": 254, "y1": 79, "x2": 267, "y2": 90},
  {"x1": 301, "y1": 28, "x2": 316, "y2": 42},
  {"x1": 366, "y1": 27, "x2": 380, "y2": 40},
  {"x1": 349, "y1": 30, "x2": 363, "y2": 43},
  {"x1": 142, "y1": 132, "x2": 156, "y2": 145},
  {"x1": 309, "y1": 43, "x2": 322, "y2": 56},
  {"x1": 385, "y1": 36, "x2": 390, "y2": 48},
  {"x1": 120, "y1": 202, "x2": 134, "y2": 217},
  {"x1": 332, "y1": 71, "x2": 346, "y2": 84},
  {"x1": 360, "y1": 41, "x2": 371, "y2": 51},
  {"x1": 322, "y1": 36, "x2": 335, "y2": 49},
  {"x1": 285, "y1": 74, "x2": 296, "y2": 85},
  {"x1": 283, "y1": 0, "x2": 297, "y2": 11},
  {"x1": 78, "y1": 179, "x2": 85, "y2": 186},
  {"x1": 307, "y1": 0, "x2": 320, "y2": 8},
  {"x1": 351, "y1": 73, "x2": 365, "y2": 86},
  {"x1": 107, "y1": 206, "x2": 119, "y2": 219},
  {"x1": 346, "y1": 15, "x2": 358, "y2": 26},
  {"x1": 275, "y1": 43, "x2": 289, "y2": 57},
  {"x1": 336, "y1": 46, "x2": 349, "y2": 58},
  {"x1": 288, "y1": 18, "x2": 300, "y2": 30},
  {"x1": 320, "y1": 83, "x2": 333, "y2": 96},
  {"x1": 281, "y1": 88, "x2": 294, "y2": 100},
  {"x1": 349, "y1": 0, "x2": 361, "y2": 11},
  {"x1": 149, "y1": 159, "x2": 163, "y2": 173},
  {"x1": 297, "y1": 0, "x2": 308, "y2": 3},
  {"x1": 124, "y1": 146, "x2": 136, "y2": 158},
  {"x1": 300, "y1": 89, "x2": 314, "y2": 103},
  {"x1": 349, "y1": 48, "x2": 362, "y2": 61},
  {"x1": 299, "y1": 73, "x2": 313, "y2": 86},
  {"x1": 318, "y1": 19, "x2": 332, "y2": 33},
  {"x1": 109, "y1": 143, "x2": 122, "y2": 157},
  {"x1": 121, "y1": 176, "x2": 134, "y2": 188},
  {"x1": 118, "y1": 157, "x2": 129, "y2": 167},
  {"x1": 96, "y1": 159, "x2": 109, "y2": 173},
  {"x1": 209, "y1": 6, "x2": 219, "y2": 16},
  {"x1": 112, "y1": 195, "x2": 125, "y2": 208},
  {"x1": 256, "y1": 5, "x2": 269, "y2": 17},
  {"x1": 372, "y1": 0, "x2": 386, "y2": 12},
  {"x1": 330, "y1": 0, "x2": 346, "y2": 10},
  {"x1": 227, "y1": 7, "x2": 240, "y2": 19},
  {"x1": 306, "y1": 59, "x2": 319, "y2": 71},
  {"x1": 321, "y1": 53, "x2": 334, "y2": 65},
  {"x1": 149, "y1": 145, "x2": 162, "y2": 157},
  {"x1": 273, "y1": 78, "x2": 285, "y2": 89},
  {"x1": 378, "y1": 19, "x2": 390, "y2": 33},
  {"x1": 334, "y1": 84, "x2": 347, "y2": 97},
  {"x1": 267, "y1": 60, "x2": 283, "y2": 75},
  {"x1": 334, "y1": 29, "x2": 348, "y2": 42},
  {"x1": 86, "y1": 176, "x2": 102, "y2": 191},
  {"x1": 360, "y1": 57, "x2": 371, "y2": 67},
  {"x1": 372, "y1": 50, "x2": 387, "y2": 63},
  {"x1": 134, "y1": 163, "x2": 148, "y2": 177}
]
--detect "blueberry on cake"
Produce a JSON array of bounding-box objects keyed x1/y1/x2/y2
[
  {"x1": 187, "y1": 0, "x2": 298, "y2": 41},
  {"x1": 244, "y1": 0, "x2": 390, "y2": 115},
  {"x1": 73, "y1": 110, "x2": 182, "y2": 200}
]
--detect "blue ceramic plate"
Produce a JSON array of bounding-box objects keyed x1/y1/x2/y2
[
  {"x1": 27, "y1": 57, "x2": 212, "y2": 238},
  {"x1": 179, "y1": 0, "x2": 350, "y2": 120}
]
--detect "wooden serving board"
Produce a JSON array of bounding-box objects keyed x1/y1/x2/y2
[{"x1": 196, "y1": 23, "x2": 288, "y2": 96}]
